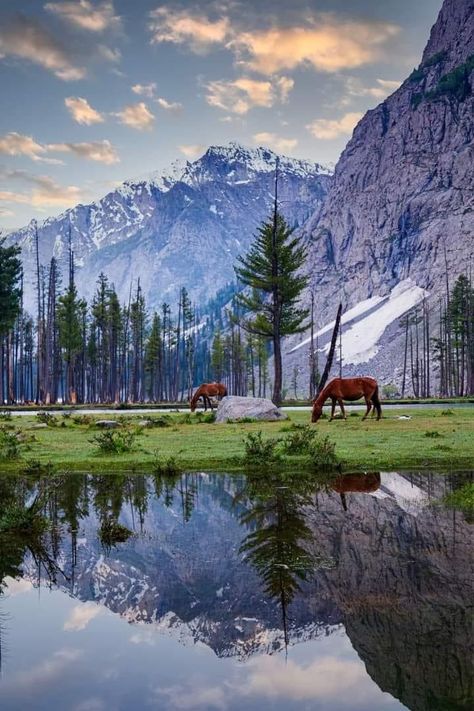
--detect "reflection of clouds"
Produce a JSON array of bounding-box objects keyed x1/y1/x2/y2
[
  {"x1": 73, "y1": 698, "x2": 106, "y2": 711},
  {"x1": 157, "y1": 685, "x2": 228, "y2": 710},
  {"x1": 64, "y1": 602, "x2": 102, "y2": 631},
  {"x1": 1, "y1": 648, "x2": 82, "y2": 693},
  {"x1": 4, "y1": 576, "x2": 33, "y2": 596},
  {"x1": 153, "y1": 653, "x2": 398, "y2": 710}
]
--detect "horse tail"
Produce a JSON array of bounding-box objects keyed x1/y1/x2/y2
[{"x1": 372, "y1": 384, "x2": 382, "y2": 419}]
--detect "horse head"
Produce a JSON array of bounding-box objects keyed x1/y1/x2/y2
[{"x1": 311, "y1": 402, "x2": 323, "y2": 423}]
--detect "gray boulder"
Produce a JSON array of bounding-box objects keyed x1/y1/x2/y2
[
  {"x1": 95, "y1": 420, "x2": 120, "y2": 428},
  {"x1": 215, "y1": 396, "x2": 287, "y2": 423}
]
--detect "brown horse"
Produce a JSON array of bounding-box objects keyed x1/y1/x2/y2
[
  {"x1": 311, "y1": 376, "x2": 382, "y2": 422},
  {"x1": 190, "y1": 382, "x2": 227, "y2": 412},
  {"x1": 331, "y1": 472, "x2": 381, "y2": 511}
]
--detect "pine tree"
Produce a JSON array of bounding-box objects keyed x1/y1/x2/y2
[{"x1": 234, "y1": 213, "x2": 309, "y2": 404}]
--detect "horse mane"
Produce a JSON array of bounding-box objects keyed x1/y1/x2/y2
[
  {"x1": 190, "y1": 385, "x2": 204, "y2": 407},
  {"x1": 314, "y1": 379, "x2": 336, "y2": 406}
]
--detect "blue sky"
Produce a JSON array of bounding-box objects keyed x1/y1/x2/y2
[{"x1": 0, "y1": 0, "x2": 443, "y2": 228}]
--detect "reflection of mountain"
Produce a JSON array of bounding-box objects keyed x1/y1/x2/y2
[{"x1": 15, "y1": 471, "x2": 473, "y2": 710}]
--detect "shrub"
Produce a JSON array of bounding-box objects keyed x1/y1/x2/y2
[
  {"x1": 72, "y1": 414, "x2": 93, "y2": 426},
  {"x1": 23, "y1": 459, "x2": 56, "y2": 476},
  {"x1": 242, "y1": 431, "x2": 283, "y2": 467},
  {"x1": 422, "y1": 50, "x2": 446, "y2": 68},
  {"x1": 90, "y1": 429, "x2": 137, "y2": 454},
  {"x1": 425, "y1": 55, "x2": 474, "y2": 102},
  {"x1": 307, "y1": 436, "x2": 339, "y2": 472},
  {"x1": 0, "y1": 427, "x2": 22, "y2": 460},
  {"x1": 425, "y1": 430, "x2": 442, "y2": 438},
  {"x1": 152, "y1": 455, "x2": 182, "y2": 476},
  {"x1": 408, "y1": 66, "x2": 424, "y2": 82},
  {"x1": 0, "y1": 411, "x2": 12, "y2": 421},
  {"x1": 36, "y1": 412, "x2": 58, "y2": 427},
  {"x1": 440, "y1": 409, "x2": 454, "y2": 416},
  {"x1": 282, "y1": 425, "x2": 316, "y2": 454}
]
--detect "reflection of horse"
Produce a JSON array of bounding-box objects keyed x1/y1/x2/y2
[
  {"x1": 311, "y1": 377, "x2": 382, "y2": 423},
  {"x1": 190, "y1": 382, "x2": 227, "y2": 412},
  {"x1": 331, "y1": 472, "x2": 381, "y2": 511}
]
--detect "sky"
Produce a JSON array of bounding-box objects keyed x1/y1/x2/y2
[{"x1": 0, "y1": 0, "x2": 443, "y2": 229}]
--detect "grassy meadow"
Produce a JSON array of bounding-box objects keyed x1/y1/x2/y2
[{"x1": 0, "y1": 406, "x2": 473, "y2": 474}]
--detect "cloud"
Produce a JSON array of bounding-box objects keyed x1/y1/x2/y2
[
  {"x1": 344, "y1": 76, "x2": 402, "y2": 101},
  {"x1": 178, "y1": 144, "x2": 204, "y2": 159},
  {"x1": 149, "y1": 7, "x2": 230, "y2": 52},
  {"x1": 3, "y1": 576, "x2": 33, "y2": 595},
  {"x1": 1, "y1": 170, "x2": 88, "y2": 209},
  {"x1": 205, "y1": 76, "x2": 293, "y2": 115},
  {"x1": 97, "y1": 44, "x2": 121, "y2": 63},
  {"x1": 253, "y1": 132, "x2": 298, "y2": 153},
  {"x1": 64, "y1": 602, "x2": 102, "y2": 631},
  {"x1": 156, "y1": 685, "x2": 227, "y2": 710},
  {"x1": 132, "y1": 82, "x2": 157, "y2": 98},
  {"x1": 45, "y1": 1, "x2": 121, "y2": 33},
  {"x1": 114, "y1": 102, "x2": 155, "y2": 130},
  {"x1": 230, "y1": 18, "x2": 400, "y2": 75},
  {"x1": 0, "y1": 132, "x2": 119, "y2": 164},
  {"x1": 0, "y1": 15, "x2": 86, "y2": 80},
  {"x1": 156, "y1": 97, "x2": 183, "y2": 113},
  {"x1": 0, "y1": 208, "x2": 15, "y2": 217},
  {"x1": 0, "y1": 648, "x2": 83, "y2": 694},
  {"x1": 0, "y1": 132, "x2": 48, "y2": 161},
  {"x1": 48, "y1": 139, "x2": 119, "y2": 164},
  {"x1": 65, "y1": 96, "x2": 105, "y2": 125},
  {"x1": 307, "y1": 112, "x2": 363, "y2": 140}
]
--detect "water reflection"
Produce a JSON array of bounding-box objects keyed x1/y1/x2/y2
[{"x1": 0, "y1": 469, "x2": 472, "y2": 711}]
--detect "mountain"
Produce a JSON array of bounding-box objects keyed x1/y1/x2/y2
[
  {"x1": 284, "y1": 0, "x2": 474, "y2": 386},
  {"x1": 9, "y1": 143, "x2": 331, "y2": 310}
]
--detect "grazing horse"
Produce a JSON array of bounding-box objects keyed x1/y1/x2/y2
[
  {"x1": 331, "y1": 472, "x2": 381, "y2": 511},
  {"x1": 190, "y1": 382, "x2": 227, "y2": 412},
  {"x1": 311, "y1": 377, "x2": 382, "y2": 423}
]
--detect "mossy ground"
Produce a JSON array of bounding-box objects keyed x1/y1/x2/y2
[{"x1": 0, "y1": 406, "x2": 473, "y2": 473}]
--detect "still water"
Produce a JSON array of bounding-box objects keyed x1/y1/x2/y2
[{"x1": 0, "y1": 470, "x2": 472, "y2": 711}]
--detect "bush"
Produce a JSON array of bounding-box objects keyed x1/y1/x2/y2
[
  {"x1": 0, "y1": 427, "x2": 22, "y2": 460},
  {"x1": 440, "y1": 409, "x2": 454, "y2": 416},
  {"x1": 152, "y1": 455, "x2": 182, "y2": 476},
  {"x1": 282, "y1": 425, "x2": 316, "y2": 454},
  {"x1": 307, "y1": 436, "x2": 339, "y2": 472},
  {"x1": 72, "y1": 414, "x2": 93, "y2": 426},
  {"x1": 36, "y1": 412, "x2": 57, "y2": 427},
  {"x1": 242, "y1": 431, "x2": 283, "y2": 467},
  {"x1": 23, "y1": 459, "x2": 56, "y2": 476},
  {"x1": 90, "y1": 429, "x2": 137, "y2": 454},
  {"x1": 0, "y1": 411, "x2": 12, "y2": 421},
  {"x1": 425, "y1": 430, "x2": 442, "y2": 438}
]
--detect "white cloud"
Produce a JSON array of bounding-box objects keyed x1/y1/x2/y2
[
  {"x1": 132, "y1": 82, "x2": 157, "y2": 98},
  {"x1": 149, "y1": 7, "x2": 230, "y2": 52},
  {"x1": 64, "y1": 602, "x2": 103, "y2": 631},
  {"x1": 0, "y1": 207, "x2": 15, "y2": 217},
  {"x1": 65, "y1": 96, "x2": 105, "y2": 125},
  {"x1": 253, "y1": 132, "x2": 298, "y2": 153},
  {"x1": 45, "y1": 1, "x2": 121, "y2": 33},
  {"x1": 0, "y1": 131, "x2": 118, "y2": 164},
  {"x1": 205, "y1": 76, "x2": 293, "y2": 115},
  {"x1": 98, "y1": 44, "x2": 121, "y2": 63},
  {"x1": 0, "y1": 15, "x2": 86, "y2": 80},
  {"x1": 178, "y1": 144, "x2": 204, "y2": 159},
  {"x1": 1, "y1": 171, "x2": 88, "y2": 209},
  {"x1": 0, "y1": 648, "x2": 83, "y2": 693},
  {"x1": 156, "y1": 97, "x2": 183, "y2": 113},
  {"x1": 114, "y1": 102, "x2": 155, "y2": 130},
  {"x1": 344, "y1": 76, "x2": 402, "y2": 101},
  {"x1": 48, "y1": 139, "x2": 119, "y2": 164},
  {"x1": 157, "y1": 685, "x2": 227, "y2": 710},
  {"x1": 307, "y1": 112, "x2": 363, "y2": 140},
  {"x1": 3, "y1": 577, "x2": 33, "y2": 595}
]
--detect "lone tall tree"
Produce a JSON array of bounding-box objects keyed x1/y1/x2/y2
[{"x1": 234, "y1": 161, "x2": 309, "y2": 404}]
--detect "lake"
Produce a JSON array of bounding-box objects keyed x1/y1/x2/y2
[{"x1": 0, "y1": 470, "x2": 472, "y2": 711}]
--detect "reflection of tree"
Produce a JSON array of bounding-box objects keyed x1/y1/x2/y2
[
  {"x1": 153, "y1": 472, "x2": 198, "y2": 523},
  {"x1": 238, "y1": 471, "x2": 333, "y2": 652}
]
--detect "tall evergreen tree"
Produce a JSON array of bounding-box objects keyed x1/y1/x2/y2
[{"x1": 234, "y1": 212, "x2": 309, "y2": 404}]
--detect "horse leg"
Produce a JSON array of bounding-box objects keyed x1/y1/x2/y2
[
  {"x1": 338, "y1": 399, "x2": 347, "y2": 420},
  {"x1": 329, "y1": 398, "x2": 336, "y2": 421},
  {"x1": 362, "y1": 397, "x2": 372, "y2": 420}
]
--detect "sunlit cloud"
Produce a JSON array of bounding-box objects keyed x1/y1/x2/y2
[
  {"x1": 231, "y1": 18, "x2": 400, "y2": 75},
  {"x1": 307, "y1": 112, "x2": 363, "y2": 140},
  {"x1": 114, "y1": 102, "x2": 155, "y2": 130},
  {"x1": 64, "y1": 602, "x2": 103, "y2": 631},
  {"x1": 48, "y1": 139, "x2": 119, "y2": 164},
  {"x1": 45, "y1": 1, "x2": 122, "y2": 33},
  {"x1": 178, "y1": 144, "x2": 204, "y2": 159},
  {"x1": 0, "y1": 132, "x2": 48, "y2": 161},
  {"x1": 1, "y1": 169, "x2": 89, "y2": 210},
  {"x1": 65, "y1": 96, "x2": 105, "y2": 125},
  {"x1": 344, "y1": 76, "x2": 402, "y2": 101},
  {"x1": 3, "y1": 577, "x2": 34, "y2": 595},
  {"x1": 132, "y1": 82, "x2": 157, "y2": 98},
  {"x1": 156, "y1": 97, "x2": 183, "y2": 113},
  {"x1": 149, "y1": 7, "x2": 230, "y2": 53},
  {"x1": 0, "y1": 207, "x2": 15, "y2": 217},
  {"x1": 253, "y1": 132, "x2": 298, "y2": 153},
  {"x1": 0, "y1": 15, "x2": 86, "y2": 80},
  {"x1": 205, "y1": 76, "x2": 293, "y2": 115}
]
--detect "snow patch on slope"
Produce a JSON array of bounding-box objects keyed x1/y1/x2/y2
[{"x1": 291, "y1": 279, "x2": 427, "y2": 365}]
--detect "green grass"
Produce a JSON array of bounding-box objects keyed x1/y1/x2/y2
[
  {"x1": 0, "y1": 407, "x2": 472, "y2": 473},
  {"x1": 442, "y1": 483, "x2": 474, "y2": 513}
]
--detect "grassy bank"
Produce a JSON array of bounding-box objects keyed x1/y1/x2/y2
[{"x1": 1, "y1": 406, "x2": 473, "y2": 474}]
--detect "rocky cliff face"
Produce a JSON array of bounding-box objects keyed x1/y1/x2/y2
[
  {"x1": 8, "y1": 144, "x2": 331, "y2": 310},
  {"x1": 301, "y1": 0, "x2": 473, "y2": 318}
]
